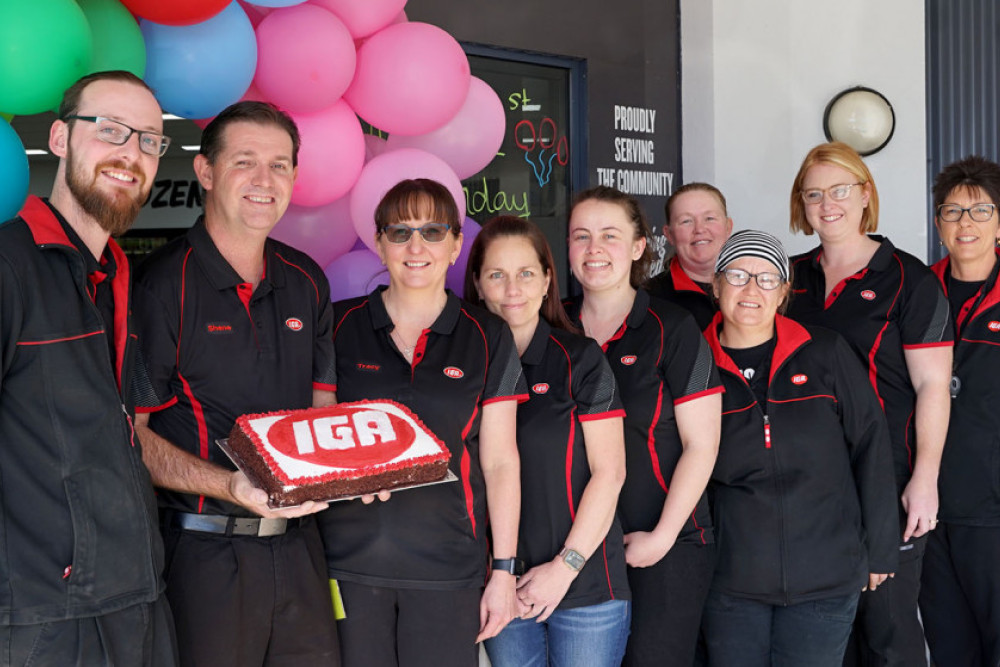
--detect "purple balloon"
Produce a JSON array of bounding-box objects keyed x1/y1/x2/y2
[
  {"x1": 324, "y1": 248, "x2": 389, "y2": 302},
  {"x1": 349, "y1": 148, "x2": 466, "y2": 252},
  {"x1": 446, "y1": 217, "x2": 481, "y2": 296},
  {"x1": 387, "y1": 77, "x2": 505, "y2": 179},
  {"x1": 270, "y1": 196, "x2": 358, "y2": 268}
]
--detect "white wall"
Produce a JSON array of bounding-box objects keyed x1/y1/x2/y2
[{"x1": 681, "y1": 0, "x2": 928, "y2": 260}]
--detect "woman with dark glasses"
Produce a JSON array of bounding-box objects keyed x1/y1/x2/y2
[
  {"x1": 702, "y1": 230, "x2": 898, "y2": 667},
  {"x1": 318, "y1": 178, "x2": 527, "y2": 667},
  {"x1": 785, "y1": 142, "x2": 952, "y2": 667}
]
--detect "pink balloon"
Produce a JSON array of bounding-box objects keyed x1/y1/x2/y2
[
  {"x1": 349, "y1": 148, "x2": 466, "y2": 252},
  {"x1": 363, "y1": 134, "x2": 388, "y2": 162},
  {"x1": 325, "y1": 249, "x2": 389, "y2": 302},
  {"x1": 291, "y1": 100, "x2": 366, "y2": 207},
  {"x1": 345, "y1": 22, "x2": 470, "y2": 136},
  {"x1": 387, "y1": 77, "x2": 505, "y2": 179},
  {"x1": 308, "y1": 0, "x2": 406, "y2": 39},
  {"x1": 254, "y1": 5, "x2": 356, "y2": 114},
  {"x1": 445, "y1": 217, "x2": 481, "y2": 295},
  {"x1": 271, "y1": 196, "x2": 358, "y2": 268}
]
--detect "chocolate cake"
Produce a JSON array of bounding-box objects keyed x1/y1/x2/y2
[{"x1": 226, "y1": 400, "x2": 451, "y2": 507}]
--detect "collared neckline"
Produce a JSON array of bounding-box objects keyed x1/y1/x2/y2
[
  {"x1": 520, "y1": 318, "x2": 553, "y2": 366},
  {"x1": 367, "y1": 284, "x2": 462, "y2": 335},
  {"x1": 187, "y1": 216, "x2": 286, "y2": 292}
]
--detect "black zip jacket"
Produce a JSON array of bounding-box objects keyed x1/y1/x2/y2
[
  {"x1": 0, "y1": 196, "x2": 163, "y2": 625},
  {"x1": 705, "y1": 313, "x2": 898, "y2": 605},
  {"x1": 931, "y1": 252, "x2": 1000, "y2": 526}
]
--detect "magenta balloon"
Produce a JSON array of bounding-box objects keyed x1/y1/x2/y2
[
  {"x1": 244, "y1": 0, "x2": 306, "y2": 6},
  {"x1": 308, "y1": 0, "x2": 406, "y2": 39},
  {"x1": 445, "y1": 217, "x2": 481, "y2": 295},
  {"x1": 324, "y1": 249, "x2": 389, "y2": 302},
  {"x1": 387, "y1": 77, "x2": 505, "y2": 179},
  {"x1": 290, "y1": 100, "x2": 366, "y2": 207},
  {"x1": 237, "y1": 0, "x2": 272, "y2": 26},
  {"x1": 271, "y1": 197, "x2": 358, "y2": 268},
  {"x1": 254, "y1": 4, "x2": 356, "y2": 113},
  {"x1": 363, "y1": 134, "x2": 388, "y2": 162},
  {"x1": 345, "y1": 22, "x2": 470, "y2": 136},
  {"x1": 349, "y1": 148, "x2": 466, "y2": 252}
]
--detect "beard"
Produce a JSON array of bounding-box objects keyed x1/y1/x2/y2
[{"x1": 65, "y1": 146, "x2": 148, "y2": 237}]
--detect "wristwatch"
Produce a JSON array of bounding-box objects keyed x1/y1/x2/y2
[
  {"x1": 558, "y1": 546, "x2": 586, "y2": 572},
  {"x1": 492, "y1": 557, "x2": 525, "y2": 576}
]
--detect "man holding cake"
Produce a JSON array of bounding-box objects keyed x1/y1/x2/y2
[
  {"x1": 131, "y1": 101, "x2": 341, "y2": 666},
  {"x1": 0, "y1": 71, "x2": 176, "y2": 664}
]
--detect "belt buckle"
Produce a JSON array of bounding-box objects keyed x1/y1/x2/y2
[{"x1": 257, "y1": 518, "x2": 287, "y2": 537}]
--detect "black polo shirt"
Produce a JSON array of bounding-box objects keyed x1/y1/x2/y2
[
  {"x1": 132, "y1": 218, "x2": 336, "y2": 516},
  {"x1": 565, "y1": 289, "x2": 723, "y2": 544},
  {"x1": 517, "y1": 319, "x2": 630, "y2": 608},
  {"x1": 318, "y1": 286, "x2": 527, "y2": 589},
  {"x1": 646, "y1": 256, "x2": 718, "y2": 330},
  {"x1": 788, "y1": 235, "x2": 952, "y2": 490},
  {"x1": 52, "y1": 202, "x2": 117, "y2": 370}
]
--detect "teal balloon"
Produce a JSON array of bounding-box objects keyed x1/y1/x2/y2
[
  {"x1": 78, "y1": 0, "x2": 146, "y2": 78},
  {"x1": 0, "y1": 121, "x2": 29, "y2": 221},
  {"x1": 0, "y1": 0, "x2": 93, "y2": 115}
]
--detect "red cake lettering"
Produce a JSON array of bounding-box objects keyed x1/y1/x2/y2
[{"x1": 269, "y1": 406, "x2": 415, "y2": 468}]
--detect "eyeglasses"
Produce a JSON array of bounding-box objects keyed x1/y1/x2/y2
[
  {"x1": 800, "y1": 182, "x2": 863, "y2": 205},
  {"x1": 381, "y1": 222, "x2": 452, "y2": 244},
  {"x1": 937, "y1": 203, "x2": 996, "y2": 223},
  {"x1": 63, "y1": 115, "x2": 171, "y2": 157},
  {"x1": 720, "y1": 268, "x2": 784, "y2": 290}
]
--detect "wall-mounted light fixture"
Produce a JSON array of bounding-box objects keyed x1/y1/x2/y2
[{"x1": 823, "y1": 87, "x2": 895, "y2": 156}]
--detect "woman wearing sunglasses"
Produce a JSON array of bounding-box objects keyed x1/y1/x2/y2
[
  {"x1": 464, "y1": 216, "x2": 631, "y2": 667},
  {"x1": 785, "y1": 142, "x2": 953, "y2": 667},
  {"x1": 919, "y1": 156, "x2": 1000, "y2": 667},
  {"x1": 702, "y1": 230, "x2": 898, "y2": 667},
  {"x1": 318, "y1": 179, "x2": 527, "y2": 667},
  {"x1": 563, "y1": 186, "x2": 723, "y2": 666}
]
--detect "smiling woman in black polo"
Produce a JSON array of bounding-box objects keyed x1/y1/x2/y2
[
  {"x1": 319, "y1": 179, "x2": 526, "y2": 667},
  {"x1": 464, "y1": 216, "x2": 630, "y2": 667}
]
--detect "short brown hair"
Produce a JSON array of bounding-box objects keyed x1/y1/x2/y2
[
  {"x1": 666, "y1": 182, "x2": 728, "y2": 222},
  {"x1": 464, "y1": 215, "x2": 578, "y2": 332},
  {"x1": 200, "y1": 101, "x2": 301, "y2": 167},
  {"x1": 374, "y1": 179, "x2": 461, "y2": 237},
  {"x1": 789, "y1": 141, "x2": 879, "y2": 235},
  {"x1": 933, "y1": 155, "x2": 1000, "y2": 211},
  {"x1": 570, "y1": 186, "x2": 654, "y2": 288},
  {"x1": 59, "y1": 70, "x2": 156, "y2": 120}
]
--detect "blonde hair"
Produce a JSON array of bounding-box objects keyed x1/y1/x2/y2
[{"x1": 789, "y1": 141, "x2": 879, "y2": 235}]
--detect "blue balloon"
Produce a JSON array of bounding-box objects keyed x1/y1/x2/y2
[
  {"x1": 141, "y1": 2, "x2": 257, "y2": 119},
  {"x1": 0, "y1": 120, "x2": 29, "y2": 221}
]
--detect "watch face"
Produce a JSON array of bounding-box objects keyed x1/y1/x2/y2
[{"x1": 563, "y1": 549, "x2": 586, "y2": 571}]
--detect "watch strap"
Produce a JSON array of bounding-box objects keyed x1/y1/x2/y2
[
  {"x1": 558, "y1": 547, "x2": 586, "y2": 572},
  {"x1": 492, "y1": 557, "x2": 525, "y2": 576}
]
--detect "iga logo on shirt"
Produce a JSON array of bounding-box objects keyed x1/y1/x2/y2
[
  {"x1": 285, "y1": 317, "x2": 304, "y2": 331},
  {"x1": 532, "y1": 383, "x2": 550, "y2": 394},
  {"x1": 860, "y1": 290, "x2": 876, "y2": 301},
  {"x1": 988, "y1": 321, "x2": 1000, "y2": 332},
  {"x1": 791, "y1": 374, "x2": 808, "y2": 385},
  {"x1": 443, "y1": 366, "x2": 465, "y2": 379},
  {"x1": 620, "y1": 355, "x2": 637, "y2": 366}
]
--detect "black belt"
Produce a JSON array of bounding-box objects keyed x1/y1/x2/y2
[{"x1": 169, "y1": 511, "x2": 302, "y2": 537}]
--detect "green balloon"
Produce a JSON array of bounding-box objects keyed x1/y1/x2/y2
[
  {"x1": 0, "y1": 0, "x2": 92, "y2": 115},
  {"x1": 78, "y1": 0, "x2": 146, "y2": 78},
  {"x1": 0, "y1": 112, "x2": 12, "y2": 123}
]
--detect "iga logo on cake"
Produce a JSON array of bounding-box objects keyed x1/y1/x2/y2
[
  {"x1": 268, "y1": 405, "x2": 417, "y2": 469},
  {"x1": 285, "y1": 317, "x2": 304, "y2": 331}
]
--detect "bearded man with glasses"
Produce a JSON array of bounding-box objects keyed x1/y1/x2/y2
[{"x1": 0, "y1": 70, "x2": 177, "y2": 666}]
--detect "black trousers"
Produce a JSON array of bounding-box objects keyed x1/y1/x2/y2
[
  {"x1": 919, "y1": 522, "x2": 1000, "y2": 667},
  {"x1": 623, "y1": 541, "x2": 716, "y2": 667},
  {"x1": 843, "y1": 534, "x2": 927, "y2": 667},
  {"x1": 335, "y1": 581, "x2": 481, "y2": 667},
  {"x1": 162, "y1": 517, "x2": 339, "y2": 667},
  {"x1": 0, "y1": 596, "x2": 177, "y2": 667}
]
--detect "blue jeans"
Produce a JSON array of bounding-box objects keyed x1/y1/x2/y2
[
  {"x1": 702, "y1": 589, "x2": 860, "y2": 667},
  {"x1": 484, "y1": 599, "x2": 631, "y2": 667}
]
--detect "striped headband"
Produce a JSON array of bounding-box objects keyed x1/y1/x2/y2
[{"x1": 714, "y1": 230, "x2": 790, "y2": 282}]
